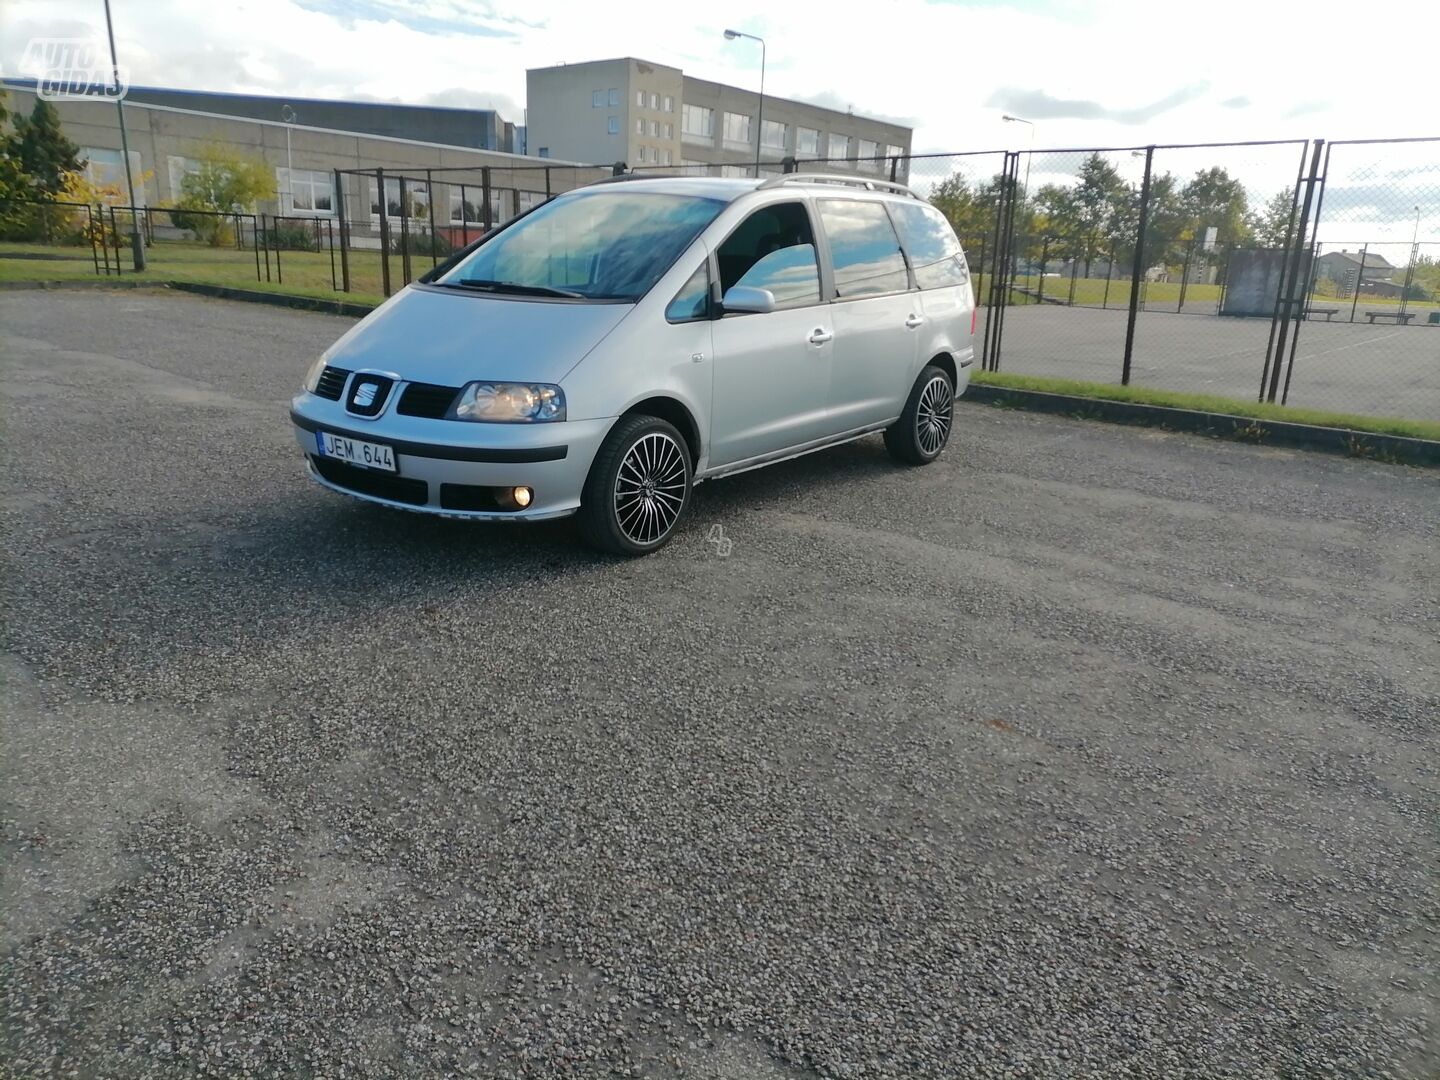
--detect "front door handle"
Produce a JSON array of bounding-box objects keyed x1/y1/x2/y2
[
  {"x1": 905, "y1": 314, "x2": 925, "y2": 329},
  {"x1": 808, "y1": 328, "x2": 834, "y2": 345}
]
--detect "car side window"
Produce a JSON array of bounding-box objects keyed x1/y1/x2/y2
[
  {"x1": 890, "y1": 202, "x2": 969, "y2": 290},
  {"x1": 716, "y1": 202, "x2": 821, "y2": 308},
  {"x1": 817, "y1": 199, "x2": 910, "y2": 299},
  {"x1": 666, "y1": 262, "x2": 711, "y2": 322}
]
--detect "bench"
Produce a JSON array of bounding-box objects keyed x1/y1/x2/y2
[
  {"x1": 1365, "y1": 311, "x2": 1415, "y2": 324},
  {"x1": 1303, "y1": 307, "x2": 1339, "y2": 321}
]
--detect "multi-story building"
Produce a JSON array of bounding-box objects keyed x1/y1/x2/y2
[{"x1": 526, "y1": 57, "x2": 912, "y2": 177}]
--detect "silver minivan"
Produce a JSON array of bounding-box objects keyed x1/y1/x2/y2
[{"x1": 291, "y1": 173, "x2": 975, "y2": 555}]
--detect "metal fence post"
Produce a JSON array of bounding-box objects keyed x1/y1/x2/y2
[
  {"x1": 376, "y1": 168, "x2": 392, "y2": 297},
  {"x1": 1037, "y1": 236, "x2": 1050, "y2": 305},
  {"x1": 425, "y1": 168, "x2": 438, "y2": 269},
  {"x1": 1266, "y1": 139, "x2": 1324, "y2": 403},
  {"x1": 398, "y1": 176, "x2": 412, "y2": 285},
  {"x1": 1178, "y1": 233, "x2": 1196, "y2": 311},
  {"x1": 482, "y1": 168, "x2": 493, "y2": 232},
  {"x1": 109, "y1": 206, "x2": 122, "y2": 273},
  {"x1": 1121, "y1": 146, "x2": 1155, "y2": 386},
  {"x1": 86, "y1": 206, "x2": 101, "y2": 275},
  {"x1": 335, "y1": 170, "x2": 351, "y2": 293},
  {"x1": 459, "y1": 183, "x2": 470, "y2": 246},
  {"x1": 327, "y1": 218, "x2": 336, "y2": 292},
  {"x1": 1275, "y1": 140, "x2": 1327, "y2": 405}
]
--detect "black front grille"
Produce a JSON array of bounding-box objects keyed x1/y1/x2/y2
[
  {"x1": 314, "y1": 365, "x2": 350, "y2": 400},
  {"x1": 439, "y1": 483, "x2": 516, "y2": 512},
  {"x1": 398, "y1": 382, "x2": 461, "y2": 419},
  {"x1": 310, "y1": 455, "x2": 428, "y2": 505}
]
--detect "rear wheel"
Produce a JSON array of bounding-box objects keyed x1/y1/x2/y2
[
  {"x1": 577, "y1": 415, "x2": 692, "y2": 556},
  {"x1": 885, "y1": 364, "x2": 955, "y2": 465}
]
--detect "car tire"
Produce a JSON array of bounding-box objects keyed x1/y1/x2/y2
[
  {"x1": 885, "y1": 364, "x2": 955, "y2": 465},
  {"x1": 577, "y1": 414, "x2": 693, "y2": 556}
]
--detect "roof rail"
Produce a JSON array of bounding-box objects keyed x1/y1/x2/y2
[
  {"x1": 756, "y1": 173, "x2": 920, "y2": 199},
  {"x1": 588, "y1": 170, "x2": 685, "y2": 185}
]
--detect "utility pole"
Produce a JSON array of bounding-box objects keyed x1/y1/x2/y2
[{"x1": 103, "y1": 0, "x2": 145, "y2": 270}]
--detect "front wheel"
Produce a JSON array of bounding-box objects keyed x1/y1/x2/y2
[
  {"x1": 577, "y1": 415, "x2": 692, "y2": 556},
  {"x1": 885, "y1": 365, "x2": 955, "y2": 465}
]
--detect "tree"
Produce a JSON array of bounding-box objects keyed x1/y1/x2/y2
[
  {"x1": 1250, "y1": 188, "x2": 1296, "y2": 248},
  {"x1": 10, "y1": 98, "x2": 81, "y2": 195},
  {"x1": 169, "y1": 143, "x2": 275, "y2": 245},
  {"x1": 1180, "y1": 167, "x2": 1252, "y2": 247}
]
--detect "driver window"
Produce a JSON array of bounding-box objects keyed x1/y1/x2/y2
[{"x1": 717, "y1": 202, "x2": 821, "y2": 308}]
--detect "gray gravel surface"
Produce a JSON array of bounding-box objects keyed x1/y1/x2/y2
[{"x1": 1, "y1": 289, "x2": 1436, "y2": 1079}]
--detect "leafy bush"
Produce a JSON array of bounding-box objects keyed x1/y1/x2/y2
[
  {"x1": 387, "y1": 230, "x2": 453, "y2": 257},
  {"x1": 167, "y1": 206, "x2": 234, "y2": 247},
  {"x1": 263, "y1": 222, "x2": 319, "y2": 251}
]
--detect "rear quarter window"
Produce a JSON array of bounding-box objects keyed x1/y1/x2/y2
[{"x1": 890, "y1": 202, "x2": 969, "y2": 290}]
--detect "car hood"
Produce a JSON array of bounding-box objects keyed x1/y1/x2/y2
[{"x1": 321, "y1": 284, "x2": 634, "y2": 385}]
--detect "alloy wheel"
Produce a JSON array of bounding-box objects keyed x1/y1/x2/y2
[{"x1": 614, "y1": 431, "x2": 688, "y2": 546}]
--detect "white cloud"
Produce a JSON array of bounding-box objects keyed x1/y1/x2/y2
[{"x1": 2, "y1": 0, "x2": 1437, "y2": 158}]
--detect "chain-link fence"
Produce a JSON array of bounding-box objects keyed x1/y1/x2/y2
[{"x1": 4, "y1": 137, "x2": 1436, "y2": 424}]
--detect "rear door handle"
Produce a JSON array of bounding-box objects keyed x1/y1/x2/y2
[
  {"x1": 808, "y1": 328, "x2": 833, "y2": 345},
  {"x1": 905, "y1": 314, "x2": 925, "y2": 329}
]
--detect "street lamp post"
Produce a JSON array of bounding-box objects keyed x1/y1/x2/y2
[
  {"x1": 723, "y1": 29, "x2": 766, "y2": 178},
  {"x1": 103, "y1": 0, "x2": 145, "y2": 270},
  {"x1": 1002, "y1": 114, "x2": 1035, "y2": 202}
]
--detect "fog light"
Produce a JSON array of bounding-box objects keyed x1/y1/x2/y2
[{"x1": 509, "y1": 486, "x2": 533, "y2": 509}]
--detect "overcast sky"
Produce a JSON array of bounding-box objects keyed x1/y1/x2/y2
[{"x1": 3, "y1": 0, "x2": 1437, "y2": 243}]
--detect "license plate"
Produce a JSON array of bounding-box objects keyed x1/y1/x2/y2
[{"x1": 315, "y1": 431, "x2": 397, "y2": 472}]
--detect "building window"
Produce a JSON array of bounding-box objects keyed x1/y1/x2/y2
[
  {"x1": 663, "y1": 122, "x2": 673, "y2": 140},
  {"x1": 592, "y1": 90, "x2": 605, "y2": 108},
  {"x1": 635, "y1": 118, "x2": 645, "y2": 135},
  {"x1": 662, "y1": 148, "x2": 672, "y2": 166},
  {"x1": 650, "y1": 120, "x2": 659, "y2": 137},
  {"x1": 682, "y1": 104, "x2": 714, "y2": 143},
  {"x1": 760, "y1": 120, "x2": 788, "y2": 150},
  {"x1": 608, "y1": 116, "x2": 620, "y2": 135},
  {"x1": 369, "y1": 177, "x2": 428, "y2": 220},
  {"x1": 886, "y1": 144, "x2": 904, "y2": 162},
  {"x1": 83, "y1": 147, "x2": 145, "y2": 204},
  {"x1": 723, "y1": 111, "x2": 752, "y2": 148},
  {"x1": 538, "y1": 147, "x2": 550, "y2": 158},
  {"x1": 635, "y1": 89, "x2": 645, "y2": 108},
  {"x1": 827, "y1": 134, "x2": 850, "y2": 161},
  {"x1": 796, "y1": 127, "x2": 820, "y2": 156},
  {"x1": 278, "y1": 167, "x2": 334, "y2": 214},
  {"x1": 650, "y1": 92, "x2": 660, "y2": 109},
  {"x1": 856, "y1": 139, "x2": 882, "y2": 172},
  {"x1": 663, "y1": 95, "x2": 674, "y2": 112},
  {"x1": 166, "y1": 154, "x2": 199, "y2": 200},
  {"x1": 608, "y1": 88, "x2": 619, "y2": 106},
  {"x1": 449, "y1": 188, "x2": 486, "y2": 225}
]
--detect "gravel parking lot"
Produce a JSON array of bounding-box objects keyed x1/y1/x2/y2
[{"x1": 2, "y1": 289, "x2": 1436, "y2": 1078}]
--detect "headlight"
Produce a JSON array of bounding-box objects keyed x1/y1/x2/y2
[
  {"x1": 303, "y1": 355, "x2": 328, "y2": 392},
  {"x1": 452, "y1": 382, "x2": 566, "y2": 423}
]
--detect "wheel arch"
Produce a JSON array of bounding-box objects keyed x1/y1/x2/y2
[{"x1": 618, "y1": 395, "x2": 702, "y2": 467}]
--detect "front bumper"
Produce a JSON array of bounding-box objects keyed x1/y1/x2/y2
[{"x1": 290, "y1": 394, "x2": 612, "y2": 521}]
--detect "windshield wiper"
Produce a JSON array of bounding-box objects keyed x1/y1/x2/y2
[{"x1": 447, "y1": 279, "x2": 586, "y2": 299}]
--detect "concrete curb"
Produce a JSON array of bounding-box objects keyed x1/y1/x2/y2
[
  {"x1": 964, "y1": 384, "x2": 1440, "y2": 467},
  {"x1": 0, "y1": 277, "x2": 379, "y2": 317},
  {"x1": 163, "y1": 282, "x2": 379, "y2": 317}
]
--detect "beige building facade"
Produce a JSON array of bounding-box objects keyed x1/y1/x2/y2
[{"x1": 526, "y1": 57, "x2": 912, "y2": 178}]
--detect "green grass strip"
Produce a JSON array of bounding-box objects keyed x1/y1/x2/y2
[{"x1": 971, "y1": 370, "x2": 1440, "y2": 442}]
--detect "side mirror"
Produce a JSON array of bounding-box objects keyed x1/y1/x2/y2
[{"x1": 720, "y1": 285, "x2": 776, "y2": 314}]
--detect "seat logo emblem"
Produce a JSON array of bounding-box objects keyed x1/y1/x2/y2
[{"x1": 353, "y1": 381, "x2": 379, "y2": 407}]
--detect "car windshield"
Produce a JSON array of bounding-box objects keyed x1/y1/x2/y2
[{"x1": 437, "y1": 190, "x2": 725, "y2": 302}]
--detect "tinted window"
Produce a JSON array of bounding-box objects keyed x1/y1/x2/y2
[
  {"x1": 818, "y1": 200, "x2": 910, "y2": 298},
  {"x1": 439, "y1": 191, "x2": 724, "y2": 302},
  {"x1": 717, "y1": 202, "x2": 821, "y2": 308},
  {"x1": 734, "y1": 244, "x2": 821, "y2": 305},
  {"x1": 666, "y1": 262, "x2": 710, "y2": 322},
  {"x1": 891, "y1": 202, "x2": 969, "y2": 290}
]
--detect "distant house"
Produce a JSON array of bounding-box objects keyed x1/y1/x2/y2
[{"x1": 1314, "y1": 250, "x2": 1396, "y2": 292}]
